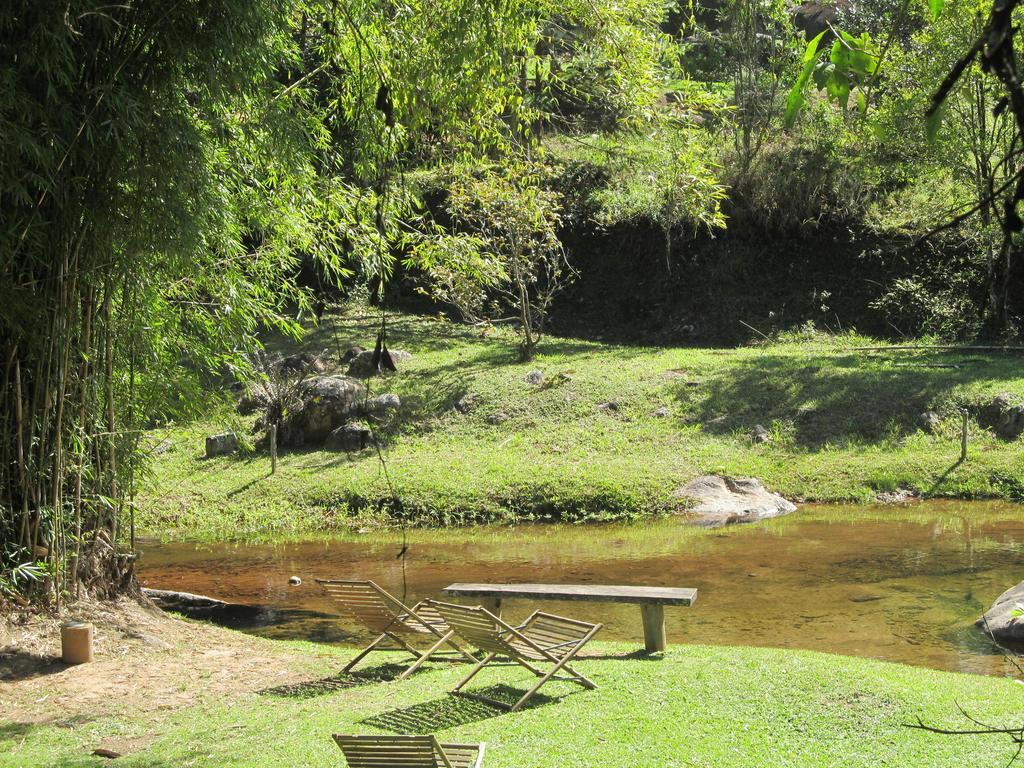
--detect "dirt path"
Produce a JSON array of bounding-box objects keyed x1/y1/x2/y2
[{"x1": 1, "y1": 596, "x2": 335, "y2": 729}]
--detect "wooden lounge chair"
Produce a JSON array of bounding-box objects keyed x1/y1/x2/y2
[
  {"x1": 317, "y1": 579, "x2": 476, "y2": 679},
  {"x1": 333, "y1": 734, "x2": 486, "y2": 768},
  {"x1": 427, "y1": 600, "x2": 602, "y2": 712}
]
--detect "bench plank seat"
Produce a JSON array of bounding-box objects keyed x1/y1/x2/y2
[
  {"x1": 441, "y1": 583, "x2": 697, "y2": 653},
  {"x1": 443, "y1": 583, "x2": 696, "y2": 605}
]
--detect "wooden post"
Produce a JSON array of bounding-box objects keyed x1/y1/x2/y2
[
  {"x1": 480, "y1": 597, "x2": 503, "y2": 617},
  {"x1": 641, "y1": 604, "x2": 666, "y2": 652},
  {"x1": 61, "y1": 622, "x2": 94, "y2": 664},
  {"x1": 960, "y1": 410, "x2": 968, "y2": 463},
  {"x1": 270, "y1": 424, "x2": 277, "y2": 475}
]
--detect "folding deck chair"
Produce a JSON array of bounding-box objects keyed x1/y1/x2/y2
[
  {"x1": 317, "y1": 579, "x2": 476, "y2": 679},
  {"x1": 333, "y1": 734, "x2": 486, "y2": 768},
  {"x1": 427, "y1": 600, "x2": 602, "y2": 712}
]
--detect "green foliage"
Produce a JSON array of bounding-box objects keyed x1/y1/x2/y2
[
  {"x1": 427, "y1": 166, "x2": 568, "y2": 359},
  {"x1": 546, "y1": 124, "x2": 727, "y2": 257},
  {"x1": 1, "y1": 0, "x2": 683, "y2": 600}
]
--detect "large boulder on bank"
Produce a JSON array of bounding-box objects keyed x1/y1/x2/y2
[
  {"x1": 674, "y1": 475, "x2": 797, "y2": 527},
  {"x1": 997, "y1": 405, "x2": 1024, "y2": 440},
  {"x1": 977, "y1": 582, "x2": 1024, "y2": 643},
  {"x1": 979, "y1": 393, "x2": 1024, "y2": 439},
  {"x1": 346, "y1": 349, "x2": 412, "y2": 378},
  {"x1": 279, "y1": 375, "x2": 365, "y2": 446},
  {"x1": 325, "y1": 422, "x2": 372, "y2": 452},
  {"x1": 367, "y1": 393, "x2": 401, "y2": 417},
  {"x1": 279, "y1": 351, "x2": 329, "y2": 376},
  {"x1": 205, "y1": 432, "x2": 238, "y2": 457}
]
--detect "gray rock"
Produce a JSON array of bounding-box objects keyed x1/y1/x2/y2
[
  {"x1": 674, "y1": 475, "x2": 797, "y2": 527},
  {"x1": 996, "y1": 405, "x2": 1024, "y2": 440},
  {"x1": 126, "y1": 631, "x2": 172, "y2": 650},
  {"x1": 487, "y1": 412, "x2": 509, "y2": 425},
  {"x1": 347, "y1": 349, "x2": 412, "y2": 378},
  {"x1": 279, "y1": 352, "x2": 328, "y2": 376},
  {"x1": 918, "y1": 411, "x2": 942, "y2": 435},
  {"x1": 875, "y1": 489, "x2": 915, "y2": 504},
  {"x1": 205, "y1": 432, "x2": 238, "y2": 458},
  {"x1": 751, "y1": 424, "x2": 771, "y2": 444},
  {"x1": 977, "y1": 581, "x2": 1024, "y2": 643},
  {"x1": 143, "y1": 588, "x2": 227, "y2": 611},
  {"x1": 325, "y1": 422, "x2": 372, "y2": 452},
  {"x1": 280, "y1": 376, "x2": 365, "y2": 446},
  {"x1": 980, "y1": 393, "x2": 1016, "y2": 427},
  {"x1": 652, "y1": 406, "x2": 670, "y2": 418},
  {"x1": 367, "y1": 393, "x2": 401, "y2": 416},
  {"x1": 454, "y1": 395, "x2": 476, "y2": 414},
  {"x1": 978, "y1": 393, "x2": 1024, "y2": 440},
  {"x1": 341, "y1": 346, "x2": 366, "y2": 364},
  {"x1": 597, "y1": 401, "x2": 619, "y2": 411},
  {"x1": 524, "y1": 370, "x2": 544, "y2": 385}
]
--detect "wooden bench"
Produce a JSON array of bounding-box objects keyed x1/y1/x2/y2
[{"x1": 441, "y1": 583, "x2": 697, "y2": 653}]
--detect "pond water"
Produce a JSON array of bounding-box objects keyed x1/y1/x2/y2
[{"x1": 136, "y1": 501, "x2": 1024, "y2": 677}]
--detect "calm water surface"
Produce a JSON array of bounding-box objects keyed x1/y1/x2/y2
[{"x1": 137, "y1": 501, "x2": 1024, "y2": 676}]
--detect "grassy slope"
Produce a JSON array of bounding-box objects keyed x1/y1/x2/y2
[
  {"x1": 140, "y1": 312, "x2": 1024, "y2": 539},
  {"x1": 5, "y1": 639, "x2": 1024, "y2": 768}
]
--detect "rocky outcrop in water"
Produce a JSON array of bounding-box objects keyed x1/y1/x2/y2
[
  {"x1": 674, "y1": 475, "x2": 797, "y2": 527},
  {"x1": 143, "y1": 588, "x2": 227, "y2": 612},
  {"x1": 977, "y1": 582, "x2": 1024, "y2": 643}
]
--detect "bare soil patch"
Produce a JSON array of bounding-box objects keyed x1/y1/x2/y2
[{"x1": 0, "y1": 596, "x2": 334, "y2": 726}]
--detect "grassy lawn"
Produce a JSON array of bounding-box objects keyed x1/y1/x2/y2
[
  {"x1": 5, "y1": 638, "x2": 1024, "y2": 768},
  {"x1": 140, "y1": 311, "x2": 1024, "y2": 539}
]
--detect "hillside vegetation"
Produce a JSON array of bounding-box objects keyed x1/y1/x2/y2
[{"x1": 140, "y1": 310, "x2": 1024, "y2": 540}]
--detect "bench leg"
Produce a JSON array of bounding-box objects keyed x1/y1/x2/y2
[
  {"x1": 480, "y1": 597, "x2": 503, "y2": 617},
  {"x1": 641, "y1": 605, "x2": 666, "y2": 652}
]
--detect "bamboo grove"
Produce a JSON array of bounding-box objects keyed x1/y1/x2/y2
[{"x1": 1, "y1": 1, "x2": 671, "y2": 603}]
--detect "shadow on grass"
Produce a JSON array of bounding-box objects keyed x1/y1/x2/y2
[
  {"x1": 0, "y1": 721, "x2": 40, "y2": 742},
  {"x1": 258, "y1": 661, "x2": 413, "y2": 699},
  {"x1": 0, "y1": 650, "x2": 66, "y2": 683},
  {"x1": 582, "y1": 648, "x2": 667, "y2": 662},
  {"x1": 676, "y1": 351, "x2": 1017, "y2": 449},
  {"x1": 360, "y1": 691, "x2": 513, "y2": 734}
]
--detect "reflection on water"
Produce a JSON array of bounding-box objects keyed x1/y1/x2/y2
[{"x1": 137, "y1": 500, "x2": 1024, "y2": 676}]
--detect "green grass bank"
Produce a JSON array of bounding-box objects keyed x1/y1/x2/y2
[
  {"x1": 140, "y1": 312, "x2": 1024, "y2": 540},
  {"x1": 6, "y1": 638, "x2": 1024, "y2": 768}
]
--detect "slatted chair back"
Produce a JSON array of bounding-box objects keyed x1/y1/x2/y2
[
  {"x1": 318, "y1": 580, "x2": 414, "y2": 634},
  {"x1": 333, "y1": 734, "x2": 485, "y2": 768},
  {"x1": 428, "y1": 602, "x2": 528, "y2": 658},
  {"x1": 510, "y1": 612, "x2": 597, "y2": 660},
  {"x1": 334, "y1": 734, "x2": 449, "y2": 768}
]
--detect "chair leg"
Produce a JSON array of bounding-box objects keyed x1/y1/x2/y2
[
  {"x1": 399, "y1": 630, "x2": 457, "y2": 679},
  {"x1": 343, "y1": 633, "x2": 389, "y2": 673},
  {"x1": 509, "y1": 651, "x2": 596, "y2": 712},
  {"x1": 556, "y1": 662, "x2": 597, "y2": 690},
  {"x1": 451, "y1": 651, "x2": 497, "y2": 693}
]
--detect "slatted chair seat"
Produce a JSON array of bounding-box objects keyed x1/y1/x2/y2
[
  {"x1": 427, "y1": 600, "x2": 602, "y2": 712},
  {"x1": 317, "y1": 580, "x2": 476, "y2": 679},
  {"x1": 333, "y1": 734, "x2": 486, "y2": 768}
]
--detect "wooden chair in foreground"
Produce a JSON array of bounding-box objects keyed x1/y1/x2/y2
[
  {"x1": 427, "y1": 600, "x2": 602, "y2": 712},
  {"x1": 333, "y1": 734, "x2": 486, "y2": 768},
  {"x1": 317, "y1": 579, "x2": 476, "y2": 679}
]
